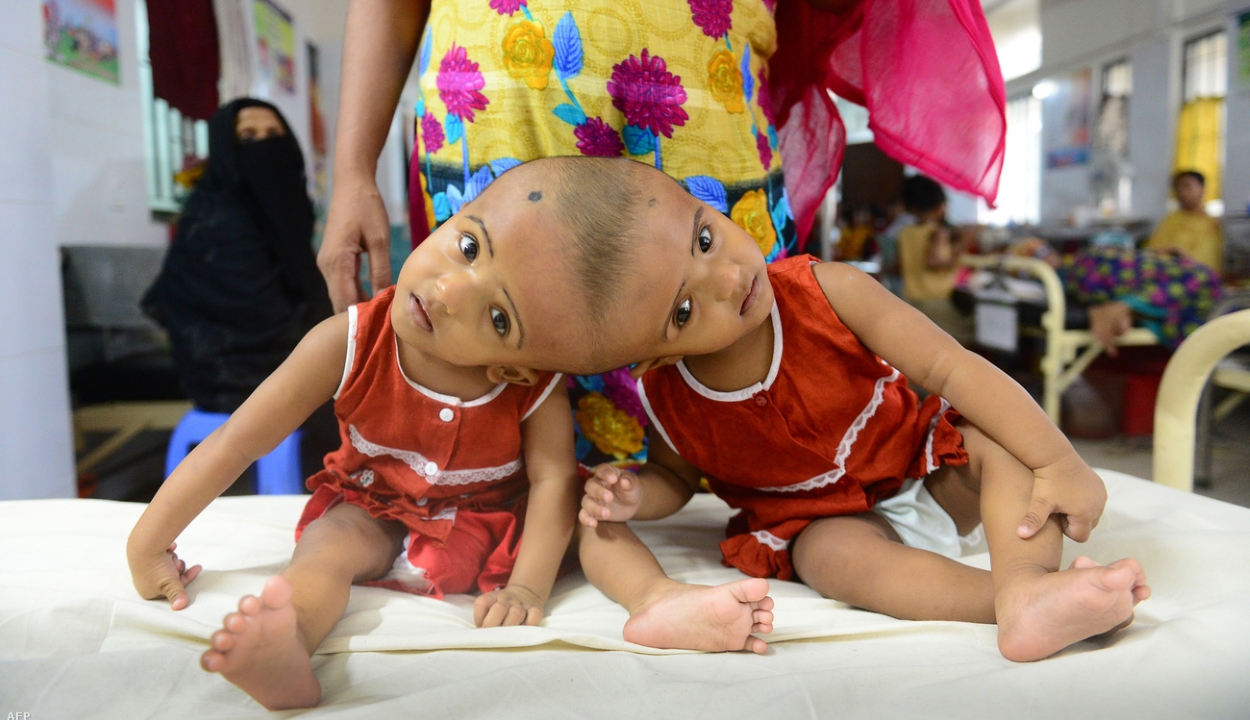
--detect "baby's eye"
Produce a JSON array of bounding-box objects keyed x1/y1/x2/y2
[
  {"x1": 698, "y1": 226, "x2": 712, "y2": 253},
  {"x1": 490, "y1": 307, "x2": 509, "y2": 336},
  {"x1": 674, "y1": 298, "x2": 692, "y2": 327},
  {"x1": 459, "y1": 234, "x2": 479, "y2": 262}
]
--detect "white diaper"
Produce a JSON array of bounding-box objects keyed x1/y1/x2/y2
[{"x1": 872, "y1": 478, "x2": 984, "y2": 560}]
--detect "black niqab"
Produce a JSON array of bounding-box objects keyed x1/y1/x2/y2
[{"x1": 143, "y1": 98, "x2": 333, "y2": 413}]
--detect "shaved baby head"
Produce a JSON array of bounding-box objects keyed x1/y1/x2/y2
[{"x1": 487, "y1": 156, "x2": 653, "y2": 371}]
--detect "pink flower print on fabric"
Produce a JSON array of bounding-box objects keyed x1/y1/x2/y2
[
  {"x1": 602, "y1": 367, "x2": 647, "y2": 424},
  {"x1": 756, "y1": 129, "x2": 772, "y2": 169},
  {"x1": 437, "y1": 44, "x2": 489, "y2": 122},
  {"x1": 421, "y1": 112, "x2": 445, "y2": 155},
  {"x1": 756, "y1": 70, "x2": 776, "y2": 126},
  {"x1": 688, "y1": 0, "x2": 733, "y2": 39},
  {"x1": 490, "y1": 0, "x2": 526, "y2": 15},
  {"x1": 574, "y1": 118, "x2": 625, "y2": 157},
  {"x1": 607, "y1": 50, "x2": 689, "y2": 139},
  {"x1": 760, "y1": 0, "x2": 776, "y2": 12}
]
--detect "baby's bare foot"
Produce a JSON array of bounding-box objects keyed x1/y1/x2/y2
[
  {"x1": 996, "y1": 556, "x2": 1150, "y2": 662},
  {"x1": 200, "y1": 576, "x2": 321, "y2": 710},
  {"x1": 623, "y1": 578, "x2": 774, "y2": 653}
]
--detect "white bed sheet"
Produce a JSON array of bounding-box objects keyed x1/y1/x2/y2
[{"x1": 1, "y1": 469, "x2": 1247, "y2": 719}]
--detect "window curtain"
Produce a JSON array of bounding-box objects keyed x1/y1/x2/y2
[
  {"x1": 1174, "y1": 97, "x2": 1224, "y2": 202},
  {"x1": 145, "y1": 0, "x2": 221, "y2": 121}
]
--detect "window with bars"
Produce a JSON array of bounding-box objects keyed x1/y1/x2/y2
[
  {"x1": 135, "y1": 0, "x2": 208, "y2": 213},
  {"x1": 1184, "y1": 32, "x2": 1228, "y2": 101},
  {"x1": 1093, "y1": 59, "x2": 1131, "y2": 215},
  {"x1": 1176, "y1": 31, "x2": 1227, "y2": 212}
]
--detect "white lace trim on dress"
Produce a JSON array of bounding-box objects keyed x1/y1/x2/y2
[
  {"x1": 923, "y1": 398, "x2": 953, "y2": 475},
  {"x1": 751, "y1": 530, "x2": 789, "y2": 552},
  {"x1": 757, "y1": 366, "x2": 901, "y2": 493},
  {"x1": 348, "y1": 425, "x2": 523, "y2": 486}
]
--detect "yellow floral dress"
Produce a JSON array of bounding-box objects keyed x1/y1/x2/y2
[{"x1": 409, "y1": 0, "x2": 796, "y2": 467}]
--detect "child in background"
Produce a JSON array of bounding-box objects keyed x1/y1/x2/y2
[
  {"x1": 837, "y1": 207, "x2": 875, "y2": 262},
  {"x1": 1146, "y1": 170, "x2": 1224, "y2": 272},
  {"x1": 126, "y1": 159, "x2": 659, "y2": 710},
  {"x1": 896, "y1": 175, "x2": 974, "y2": 344},
  {"x1": 875, "y1": 198, "x2": 915, "y2": 296},
  {"x1": 575, "y1": 162, "x2": 1149, "y2": 661}
]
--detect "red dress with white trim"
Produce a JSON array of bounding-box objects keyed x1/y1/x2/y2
[
  {"x1": 295, "y1": 286, "x2": 562, "y2": 598},
  {"x1": 638, "y1": 255, "x2": 967, "y2": 581}
]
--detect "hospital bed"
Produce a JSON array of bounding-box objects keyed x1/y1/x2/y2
[
  {"x1": 960, "y1": 254, "x2": 1158, "y2": 423},
  {"x1": 3, "y1": 317, "x2": 1250, "y2": 718}
]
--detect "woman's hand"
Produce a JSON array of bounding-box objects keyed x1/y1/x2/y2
[
  {"x1": 1087, "y1": 301, "x2": 1133, "y2": 357},
  {"x1": 128, "y1": 541, "x2": 203, "y2": 610},
  {"x1": 318, "y1": 177, "x2": 393, "y2": 312}
]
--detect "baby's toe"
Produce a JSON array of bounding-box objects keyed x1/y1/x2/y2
[
  {"x1": 1069, "y1": 555, "x2": 1101, "y2": 570},
  {"x1": 237, "y1": 594, "x2": 261, "y2": 615},
  {"x1": 201, "y1": 649, "x2": 224, "y2": 672},
  {"x1": 224, "y1": 612, "x2": 248, "y2": 633},
  {"x1": 211, "y1": 628, "x2": 236, "y2": 652}
]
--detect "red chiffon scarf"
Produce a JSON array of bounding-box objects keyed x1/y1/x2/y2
[{"x1": 769, "y1": 0, "x2": 1006, "y2": 241}]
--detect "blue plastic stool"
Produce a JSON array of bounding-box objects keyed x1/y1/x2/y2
[{"x1": 165, "y1": 408, "x2": 305, "y2": 494}]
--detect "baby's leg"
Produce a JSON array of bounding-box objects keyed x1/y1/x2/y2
[
  {"x1": 792, "y1": 510, "x2": 996, "y2": 623},
  {"x1": 201, "y1": 503, "x2": 406, "y2": 710},
  {"x1": 576, "y1": 522, "x2": 774, "y2": 653},
  {"x1": 965, "y1": 423, "x2": 1149, "y2": 661}
]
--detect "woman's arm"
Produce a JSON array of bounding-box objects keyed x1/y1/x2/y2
[
  {"x1": 318, "y1": 0, "x2": 430, "y2": 311},
  {"x1": 126, "y1": 313, "x2": 350, "y2": 608},
  {"x1": 475, "y1": 379, "x2": 579, "y2": 627},
  {"x1": 813, "y1": 262, "x2": 1106, "y2": 541}
]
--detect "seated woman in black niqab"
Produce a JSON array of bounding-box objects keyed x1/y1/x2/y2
[{"x1": 144, "y1": 98, "x2": 333, "y2": 414}]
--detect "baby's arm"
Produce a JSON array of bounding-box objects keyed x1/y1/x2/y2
[
  {"x1": 474, "y1": 380, "x2": 579, "y2": 628},
  {"x1": 814, "y1": 262, "x2": 1106, "y2": 542},
  {"x1": 579, "y1": 425, "x2": 703, "y2": 527},
  {"x1": 126, "y1": 313, "x2": 349, "y2": 609}
]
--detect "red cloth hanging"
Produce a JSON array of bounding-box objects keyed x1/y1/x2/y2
[
  {"x1": 145, "y1": 0, "x2": 221, "y2": 121},
  {"x1": 769, "y1": 0, "x2": 1007, "y2": 242}
]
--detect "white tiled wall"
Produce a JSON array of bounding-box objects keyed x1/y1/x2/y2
[
  {"x1": 1025, "y1": 0, "x2": 1250, "y2": 223},
  {"x1": 0, "y1": 3, "x2": 75, "y2": 499},
  {"x1": 46, "y1": 0, "x2": 167, "y2": 249}
]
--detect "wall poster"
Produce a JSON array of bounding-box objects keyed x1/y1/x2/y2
[
  {"x1": 1044, "y1": 68, "x2": 1093, "y2": 169},
  {"x1": 1238, "y1": 12, "x2": 1250, "y2": 94},
  {"x1": 42, "y1": 0, "x2": 120, "y2": 84},
  {"x1": 253, "y1": 0, "x2": 295, "y2": 95}
]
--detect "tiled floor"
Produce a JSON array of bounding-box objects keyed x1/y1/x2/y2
[{"x1": 1071, "y1": 399, "x2": 1250, "y2": 508}]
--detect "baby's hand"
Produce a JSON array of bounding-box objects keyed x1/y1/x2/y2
[
  {"x1": 129, "y1": 542, "x2": 202, "y2": 610},
  {"x1": 474, "y1": 584, "x2": 544, "y2": 627},
  {"x1": 1019, "y1": 454, "x2": 1108, "y2": 542},
  {"x1": 579, "y1": 464, "x2": 642, "y2": 527}
]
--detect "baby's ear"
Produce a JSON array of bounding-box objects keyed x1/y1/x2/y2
[
  {"x1": 487, "y1": 365, "x2": 541, "y2": 386},
  {"x1": 628, "y1": 356, "x2": 681, "y2": 380}
]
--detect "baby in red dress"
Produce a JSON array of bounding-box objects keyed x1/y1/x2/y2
[
  {"x1": 577, "y1": 159, "x2": 1150, "y2": 663},
  {"x1": 125, "y1": 159, "x2": 665, "y2": 710}
]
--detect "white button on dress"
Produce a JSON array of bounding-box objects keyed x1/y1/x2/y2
[
  {"x1": 423, "y1": 461, "x2": 438, "y2": 476},
  {"x1": 439, "y1": 408, "x2": 454, "y2": 422}
]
